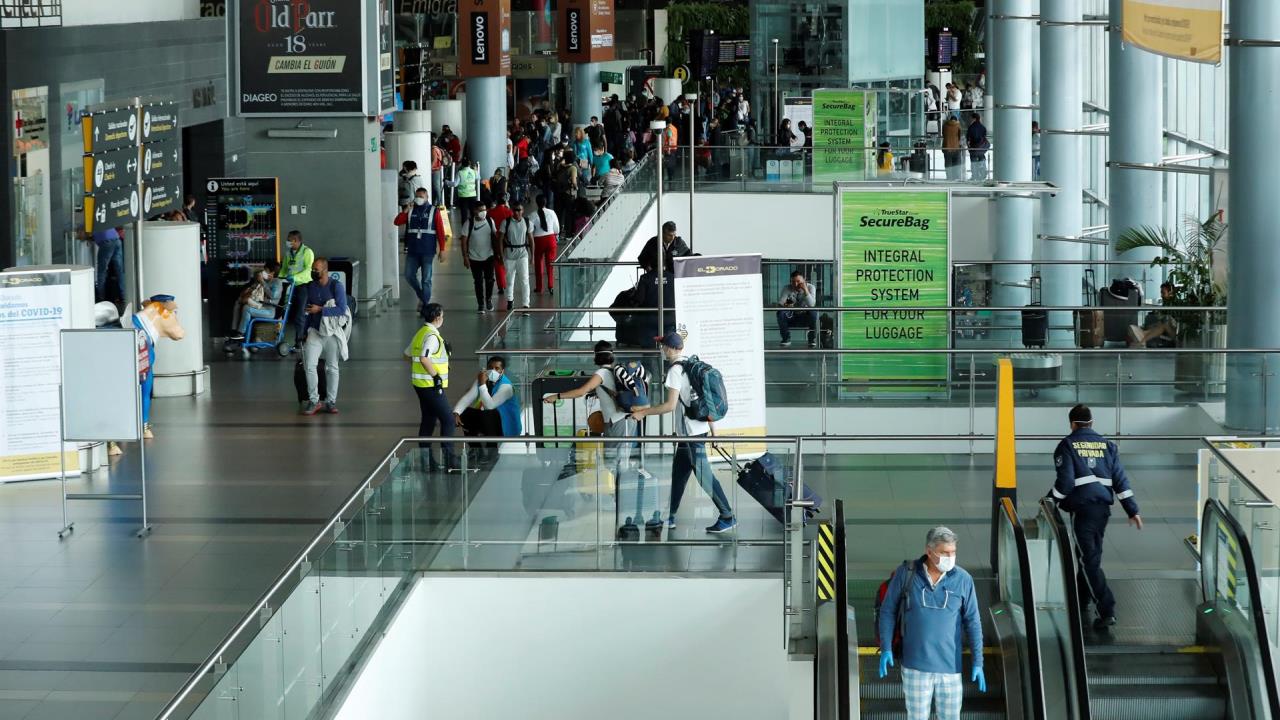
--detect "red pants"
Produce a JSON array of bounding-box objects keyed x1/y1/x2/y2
[
  {"x1": 495, "y1": 260, "x2": 507, "y2": 290},
  {"x1": 533, "y1": 234, "x2": 557, "y2": 292}
]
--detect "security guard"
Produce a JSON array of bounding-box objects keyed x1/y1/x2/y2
[
  {"x1": 405, "y1": 303, "x2": 457, "y2": 470},
  {"x1": 283, "y1": 230, "x2": 315, "y2": 349},
  {"x1": 1050, "y1": 404, "x2": 1143, "y2": 630}
]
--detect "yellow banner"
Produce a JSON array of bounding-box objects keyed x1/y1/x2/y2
[
  {"x1": 0, "y1": 451, "x2": 79, "y2": 481},
  {"x1": 1122, "y1": 0, "x2": 1223, "y2": 64}
]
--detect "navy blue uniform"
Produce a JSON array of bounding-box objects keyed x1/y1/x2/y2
[{"x1": 1051, "y1": 427, "x2": 1139, "y2": 616}]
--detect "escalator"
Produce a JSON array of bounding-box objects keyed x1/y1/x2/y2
[{"x1": 1035, "y1": 497, "x2": 1280, "y2": 720}]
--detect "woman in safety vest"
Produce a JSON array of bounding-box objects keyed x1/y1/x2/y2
[{"x1": 404, "y1": 302, "x2": 456, "y2": 470}]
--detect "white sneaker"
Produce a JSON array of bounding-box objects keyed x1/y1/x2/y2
[{"x1": 780, "y1": 340, "x2": 792, "y2": 348}]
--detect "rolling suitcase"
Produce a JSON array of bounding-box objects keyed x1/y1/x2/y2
[
  {"x1": 714, "y1": 447, "x2": 821, "y2": 526},
  {"x1": 1074, "y1": 309, "x2": 1105, "y2": 348},
  {"x1": 293, "y1": 357, "x2": 327, "y2": 403},
  {"x1": 532, "y1": 369, "x2": 594, "y2": 442},
  {"x1": 1021, "y1": 274, "x2": 1047, "y2": 349},
  {"x1": 1100, "y1": 278, "x2": 1142, "y2": 343},
  {"x1": 615, "y1": 466, "x2": 663, "y2": 541}
]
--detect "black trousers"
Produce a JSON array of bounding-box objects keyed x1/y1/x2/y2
[
  {"x1": 468, "y1": 257, "x2": 495, "y2": 306},
  {"x1": 1073, "y1": 503, "x2": 1116, "y2": 616},
  {"x1": 460, "y1": 407, "x2": 503, "y2": 450},
  {"x1": 414, "y1": 384, "x2": 456, "y2": 467}
]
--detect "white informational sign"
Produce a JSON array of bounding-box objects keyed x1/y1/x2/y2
[
  {"x1": 782, "y1": 96, "x2": 812, "y2": 149},
  {"x1": 0, "y1": 270, "x2": 76, "y2": 481},
  {"x1": 673, "y1": 255, "x2": 767, "y2": 442}
]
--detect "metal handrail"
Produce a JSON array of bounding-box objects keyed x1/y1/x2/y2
[
  {"x1": 552, "y1": 258, "x2": 1203, "y2": 267},
  {"x1": 997, "y1": 497, "x2": 1049, "y2": 720},
  {"x1": 1202, "y1": 499, "x2": 1280, "y2": 717},
  {"x1": 1200, "y1": 439, "x2": 1277, "y2": 507},
  {"x1": 1037, "y1": 499, "x2": 1093, "y2": 720},
  {"x1": 466, "y1": 304, "x2": 1228, "y2": 312},
  {"x1": 556, "y1": 149, "x2": 657, "y2": 261}
]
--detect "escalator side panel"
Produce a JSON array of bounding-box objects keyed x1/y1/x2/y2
[{"x1": 1199, "y1": 601, "x2": 1274, "y2": 720}]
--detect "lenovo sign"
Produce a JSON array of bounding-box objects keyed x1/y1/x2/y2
[
  {"x1": 471, "y1": 12, "x2": 489, "y2": 64},
  {"x1": 566, "y1": 8, "x2": 582, "y2": 53}
]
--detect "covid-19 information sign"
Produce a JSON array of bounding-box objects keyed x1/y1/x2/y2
[{"x1": 836, "y1": 188, "x2": 950, "y2": 397}]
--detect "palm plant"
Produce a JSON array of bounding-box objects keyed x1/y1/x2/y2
[{"x1": 1114, "y1": 211, "x2": 1227, "y2": 337}]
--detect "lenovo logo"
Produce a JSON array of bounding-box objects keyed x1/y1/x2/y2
[
  {"x1": 471, "y1": 12, "x2": 489, "y2": 64},
  {"x1": 566, "y1": 8, "x2": 581, "y2": 53}
]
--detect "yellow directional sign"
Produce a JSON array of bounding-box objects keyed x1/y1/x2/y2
[{"x1": 673, "y1": 65, "x2": 690, "y2": 82}]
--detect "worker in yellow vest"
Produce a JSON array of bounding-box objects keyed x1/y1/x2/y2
[{"x1": 404, "y1": 302, "x2": 457, "y2": 470}]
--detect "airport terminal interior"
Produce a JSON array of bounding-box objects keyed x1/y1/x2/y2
[{"x1": 1, "y1": 0, "x2": 1278, "y2": 718}]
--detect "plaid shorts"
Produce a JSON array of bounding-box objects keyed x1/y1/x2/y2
[{"x1": 901, "y1": 666, "x2": 963, "y2": 720}]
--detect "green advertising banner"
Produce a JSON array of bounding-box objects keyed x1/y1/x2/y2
[
  {"x1": 812, "y1": 90, "x2": 873, "y2": 184},
  {"x1": 837, "y1": 189, "x2": 950, "y2": 395}
]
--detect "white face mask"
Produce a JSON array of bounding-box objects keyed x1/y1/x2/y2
[
  {"x1": 486, "y1": 369, "x2": 501, "y2": 383},
  {"x1": 935, "y1": 554, "x2": 956, "y2": 573},
  {"x1": 475, "y1": 211, "x2": 487, "y2": 221},
  {"x1": 414, "y1": 197, "x2": 427, "y2": 206}
]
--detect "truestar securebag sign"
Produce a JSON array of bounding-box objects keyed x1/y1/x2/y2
[
  {"x1": 673, "y1": 255, "x2": 767, "y2": 441},
  {"x1": 811, "y1": 89, "x2": 876, "y2": 184},
  {"x1": 837, "y1": 188, "x2": 950, "y2": 397}
]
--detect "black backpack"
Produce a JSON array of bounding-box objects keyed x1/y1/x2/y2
[{"x1": 502, "y1": 217, "x2": 533, "y2": 249}]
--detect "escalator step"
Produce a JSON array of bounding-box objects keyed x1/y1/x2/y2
[
  {"x1": 1088, "y1": 684, "x2": 1227, "y2": 720},
  {"x1": 861, "y1": 699, "x2": 1004, "y2": 720}
]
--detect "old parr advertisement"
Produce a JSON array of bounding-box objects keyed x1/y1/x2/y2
[{"x1": 237, "y1": 0, "x2": 368, "y2": 115}]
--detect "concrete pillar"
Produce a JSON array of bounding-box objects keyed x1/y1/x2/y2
[
  {"x1": 1226, "y1": 0, "x2": 1280, "y2": 431},
  {"x1": 990, "y1": 0, "x2": 1035, "y2": 336},
  {"x1": 572, "y1": 62, "x2": 602, "y2": 128},
  {"x1": 1108, "y1": 0, "x2": 1163, "y2": 297},
  {"x1": 1040, "y1": 0, "x2": 1083, "y2": 345},
  {"x1": 464, "y1": 76, "x2": 507, "y2": 178}
]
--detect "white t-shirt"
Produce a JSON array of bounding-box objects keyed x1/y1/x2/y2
[
  {"x1": 665, "y1": 358, "x2": 709, "y2": 436},
  {"x1": 462, "y1": 216, "x2": 497, "y2": 261},
  {"x1": 530, "y1": 207, "x2": 561, "y2": 238},
  {"x1": 593, "y1": 367, "x2": 626, "y2": 425}
]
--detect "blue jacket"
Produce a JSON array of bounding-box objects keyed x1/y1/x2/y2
[
  {"x1": 878, "y1": 558, "x2": 983, "y2": 675},
  {"x1": 1051, "y1": 427, "x2": 1139, "y2": 517},
  {"x1": 304, "y1": 278, "x2": 348, "y2": 332},
  {"x1": 406, "y1": 204, "x2": 443, "y2": 257}
]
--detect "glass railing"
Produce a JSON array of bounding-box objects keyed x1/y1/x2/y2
[
  {"x1": 159, "y1": 435, "x2": 804, "y2": 720},
  {"x1": 994, "y1": 497, "x2": 1047, "y2": 720},
  {"x1": 476, "y1": 309, "x2": 1267, "y2": 439},
  {"x1": 1033, "y1": 499, "x2": 1092, "y2": 720}
]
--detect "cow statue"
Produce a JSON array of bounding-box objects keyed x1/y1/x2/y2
[{"x1": 131, "y1": 294, "x2": 186, "y2": 439}]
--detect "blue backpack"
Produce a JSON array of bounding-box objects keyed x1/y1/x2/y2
[
  {"x1": 677, "y1": 356, "x2": 728, "y2": 423},
  {"x1": 609, "y1": 361, "x2": 651, "y2": 412}
]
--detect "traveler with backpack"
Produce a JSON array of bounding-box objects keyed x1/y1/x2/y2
[
  {"x1": 877, "y1": 526, "x2": 985, "y2": 720},
  {"x1": 459, "y1": 203, "x2": 499, "y2": 312},
  {"x1": 497, "y1": 201, "x2": 534, "y2": 311},
  {"x1": 545, "y1": 340, "x2": 650, "y2": 470},
  {"x1": 629, "y1": 332, "x2": 736, "y2": 534}
]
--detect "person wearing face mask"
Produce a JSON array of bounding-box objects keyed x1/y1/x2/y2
[
  {"x1": 283, "y1": 230, "x2": 315, "y2": 350},
  {"x1": 300, "y1": 257, "x2": 348, "y2": 415},
  {"x1": 1050, "y1": 404, "x2": 1142, "y2": 630},
  {"x1": 395, "y1": 188, "x2": 449, "y2": 314},
  {"x1": 877, "y1": 527, "x2": 985, "y2": 720},
  {"x1": 460, "y1": 204, "x2": 499, "y2": 312},
  {"x1": 230, "y1": 260, "x2": 282, "y2": 340},
  {"x1": 453, "y1": 355, "x2": 522, "y2": 464},
  {"x1": 406, "y1": 303, "x2": 458, "y2": 471}
]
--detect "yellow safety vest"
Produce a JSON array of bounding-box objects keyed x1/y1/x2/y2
[{"x1": 409, "y1": 323, "x2": 449, "y2": 388}]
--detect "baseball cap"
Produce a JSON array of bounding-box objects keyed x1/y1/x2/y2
[
  {"x1": 655, "y1": 331, "x2": 684, "y2": 350},
  {"x1": 1068, "y1": 404, "x2": 1092, "y2": 424}
]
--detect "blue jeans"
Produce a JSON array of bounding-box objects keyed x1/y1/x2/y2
[
  {"x1": 95, "y1": 238, "x2": 125, "y2": 302},
  {"x1": 239, "y1": 306, "x2": 274, "y2": 337},
  {"x1": 777, "y1": 309, "x2": 819, "y2": 344},
  {"x1": 405, "y1": 253, "x2": 435, "y2": 306},
  {"x1": 670, "y1": 440, "x2": 733, "y2": 520},
  {"x1": 290, "y1": 283, "x2": 310, "y2": 346}
]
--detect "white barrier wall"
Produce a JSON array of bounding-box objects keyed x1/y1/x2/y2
[
  {"x1": 141, "y1": 221, "x2": 206, "y2": 396},
  {"x1": 335, "y1": 576, "x2": 789, "y2": 720}
]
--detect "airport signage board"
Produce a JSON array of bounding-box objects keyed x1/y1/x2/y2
[
  {"x1": 558, "y1": 0, "x2": 614, "y2": 63},
  {"x1": 811, "y1": 89, "x2": 875, "y2": 184},
  {"x1": 82, "y1": 145, "x2": 138, "y2": 193},
  {"x1": 457, "y1": 0, "x2": 510, "y2": 77},
  {"x1": 836, "y1": 188, "x2": 950, "y2": 397},
  {"x1": 81, "y1": 107, "x2": 138, "y2": 154},
  {"x1": 1122, "y1": 0, "x2": 1222, "y2": 64},
  {"x1": 85, "y1": 183, "x2": 141, "y2": 232}
]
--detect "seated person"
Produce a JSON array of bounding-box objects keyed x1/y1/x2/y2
[
  {"x1": 230, "y1": 260, "x2": 283, "y2": 340},
  {"x1": 1127, "y1": 282, "x2": 1178, "y2": 348},
  {"x1": 777, "y1": 270, "x2": 819, "y2": 348},
  {"x1": 452, "y1": 355, "x2": 522, "y2": 461}
]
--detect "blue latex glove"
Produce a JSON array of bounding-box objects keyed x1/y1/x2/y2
[
  {"x1": 878, "y1": 650, "x2": 894, "y2": 678},
  {"x1": 971, "y1": 666, "x2": 987, "y2": 692}
]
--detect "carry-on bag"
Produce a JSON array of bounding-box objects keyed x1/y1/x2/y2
[
  {"x1": 1021, "y1": 274, "x2": 1047, "y2": 349},
  {"x1": 713, "y1": 446, "x2": 821, "y2": 525}
]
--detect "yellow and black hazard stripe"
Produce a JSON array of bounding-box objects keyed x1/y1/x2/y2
[{"x1": 816, "y1": 523, "x2": 836, "y2": 602}]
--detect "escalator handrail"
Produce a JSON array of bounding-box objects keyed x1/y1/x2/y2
[
  {"x1": 1037, "y1": 498, "x2": 1093, "y2": 720},
  {"x1": 997, "y1": 497, "x2": 1048, "y2": 720},
  {"x1": 1203, "y1": 498, "x2": 1280, "y2": 717}
]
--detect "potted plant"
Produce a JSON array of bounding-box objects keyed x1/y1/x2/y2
[{"x1": 1115, "y1": 211, "x2": 1227, "y2": 393}]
